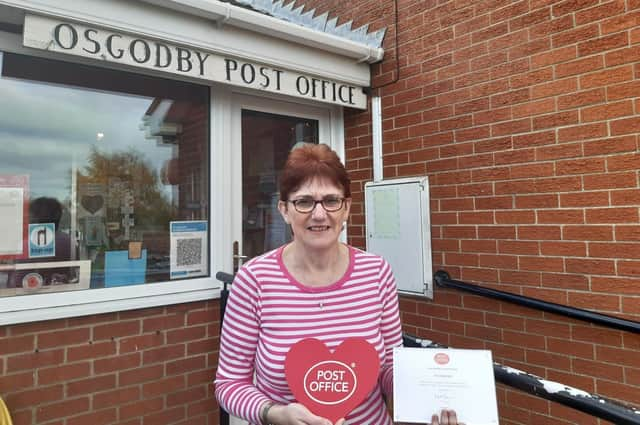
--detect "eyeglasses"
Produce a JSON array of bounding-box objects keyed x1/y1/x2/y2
[{"x1": 288, "y1": 197, "x2": 346, "y2": 213}]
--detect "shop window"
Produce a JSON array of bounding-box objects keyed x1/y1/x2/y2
[{"x1": 0, "y1": 51, "x2": 209, "y2": 297}]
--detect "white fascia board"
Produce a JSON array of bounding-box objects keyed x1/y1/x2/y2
[
  {"x1": 0, "y1": 0, "x2": 373, "y2": 86},
  {"x1": 139, "y1": 0, "x2": 385, "y2": 64}
]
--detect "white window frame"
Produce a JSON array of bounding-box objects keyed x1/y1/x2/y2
[{"x1": 0, "y1": 29, "x2": 345, "y2": 325}]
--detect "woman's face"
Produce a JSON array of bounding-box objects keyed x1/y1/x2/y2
[{"x1": 278, "y1": 177, "x2": 351, "y2": 252}]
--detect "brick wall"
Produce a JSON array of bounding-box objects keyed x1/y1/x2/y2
[
  {"x1": 304, "y1": 0, "x2": 640, "y2": 424},
  {"x1": 0, "y1": 301, "x2": 220, "y2": 425}
]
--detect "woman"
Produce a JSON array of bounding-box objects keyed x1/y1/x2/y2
[{"x1": 215, "y1": 143, "x2": 461, "y2": 425}]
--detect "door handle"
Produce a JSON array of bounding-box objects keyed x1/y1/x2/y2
[{"x1": 232, "y1": 241, "x2": 248, "y2": 273}]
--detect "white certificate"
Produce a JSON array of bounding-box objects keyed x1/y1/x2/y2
[
  {"x1": 393, "y1": 347, "x2": 499, "y2": 424},
  {"x1": 0, "y1": 187, "x2": 24, "y2": 255}
]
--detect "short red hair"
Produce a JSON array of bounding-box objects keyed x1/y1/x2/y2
[{"x1": 279, "y1": 143, "x2": 351, "y2": 201}]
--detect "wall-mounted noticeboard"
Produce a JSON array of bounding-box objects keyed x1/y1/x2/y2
[{"x1": 365, "y1": 177, "x2": 433, "y2": 298}]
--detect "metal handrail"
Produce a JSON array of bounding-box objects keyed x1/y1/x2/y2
[
  {"x1": 434, "y1": 270, "x2": 640, "y2": 334},
  {"x1": 403, "y1": 334, "x2": 640, "y2": 425}
]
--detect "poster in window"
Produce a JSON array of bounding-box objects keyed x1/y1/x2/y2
[
  {"x1": 0, "y1": 175, "x2": 29, "y2": 258},
  {"x1": 0, "y1": 260, "x2": 90, "y2": 296},
  {"x1": 169, "y1": 221, "x2": 207, "y2": 279}
]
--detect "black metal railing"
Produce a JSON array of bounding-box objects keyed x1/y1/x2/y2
[
  {"x1": 403, "y1": 334, "x2": 640, "y2": 425},
  {"x1": 434, "y1": 270, "x2": 640, "y2": 334}
]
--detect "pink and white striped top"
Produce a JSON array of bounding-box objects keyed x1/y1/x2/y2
[{"x1": 215, "y1": 244, "x2": 403, "y2": 425}]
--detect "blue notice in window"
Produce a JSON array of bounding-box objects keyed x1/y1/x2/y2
[{"x1": 105, "y1": 249, "x2": 147, "y2": 287}]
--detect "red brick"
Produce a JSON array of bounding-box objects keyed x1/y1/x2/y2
[
  {"x1": 93, "y1": 386, "x2": 140, "y2": 407},
  {"x1": 555, "y1": 55, "x2": 603, "y2": 78},
  {"x1": 515, "y1": 194, "x2": 558, "y2": 209},
  {"x1": 615, "y1": 225, "x2": 640, "y2": 241},
  {"x1": 531, "y1": 45, "x2": 576, "y2": 69},
  {"x1": 120, "y1": 397, "x2": 164, "y2": 420},
  {"x1": 607, "y1": 80, "x2": 640, "y2": 101},
  {"x1": 93, "y1": 321, "x2": 140, "y2": 341},
  {"x1": 5, "y1": 385, "x2": 63, "y2": 409},
  {"x1": 537, "y1": 209, "x2": 584, "y2": 224},
  {"x1": 556, "y1": 158, "x2": 605, "y2": 175},
  {"x1": 569, "y1": 292, "x2": 621, "y2": 312},
  {"x1": 498, "y1": 240, "x2": 539, "y2": 255},
  {"x1": 478, "y1": 254, "x2": 518, "y2": 269},
  {"x1": 557, "y1": 122, "x2": 608, "y2": 142},
  {"x1": 511, "y1": 98, "x2": 555, "y2": 118},
  {"x1": 557, "y1": 88, "x2": 605, "y2": 110},
  {"x1": 583, "y1": 135, "x2": 636, "y2": 156},
  {"x1": 0, "y1": 335, "x2": 34, "y2": 355},
  {"x1": 36, "y1": 397, "x2": 90, "y2": 422},
  {"x1": 607, "y1": 152, "x2": 640, "y2": 171},
  {"x1": 559, "y1": 191, "x2": 609, "y2": 207},
  {"x1": 94, "y1": 352, "x2": 140, "y2": 374},
  {"x1": 583, "y1": 171, "x2": 637, "y2": 190},
  {"x1": 67, "y1": 409, "x2": 117, "y2": 425},
  {"x1": 67, "y1": 341, "x2": 116, "y2": 362},
  {"x1": 531, "y1": 78, "x2": 578, "y2": 99},
  {"x1": 565, "y1": 258, "x2": 615, "y2": 275},
  {"x1": 519, "y1": 256, "x2": 564, "y2": 272},
  {"x1": 535, "y1": 143, "x2": 582, "y2": 161},
  {"x1": 614, "y1": 262, "x2": 640, "y2": 278},
  {"x1": 589, "y1": 243, "x2": 640, "y2": 259},
  {"x1": 577, "y1": 32, "x2": 629, "y2": 57},
  {"x1": 541, "y1": 241, "x2": 586, "y2": 257},
  {"x1": 581, "y1": 100, "x2": 634, "y2": 122},
  {"x1": 596, "y1": 346, "x2": 640, "y2": 368},
  {"x1": 119, "y1": 364, "x2": 164, "y2": 386},
  {"x1": 38, "y1": 362, "x2": 90, "y2": 385},
  {"x1": 586, "y1": 207, "x2": 639, "y2": 223},
  {"x1": 7, "y1": 349, "x2": 64, "y2": 372}
]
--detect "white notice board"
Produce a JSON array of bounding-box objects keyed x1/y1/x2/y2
[{"x1": 365, "y1": 177, "x2": 433, "y2": 298}]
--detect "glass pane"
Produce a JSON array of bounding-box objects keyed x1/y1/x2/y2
[
  {"x1": 0, "y1": 51, "x2": 209, "y2": 297},
  {"x1": 241, "y1": 110, "x2": 318, "y2": 259}
]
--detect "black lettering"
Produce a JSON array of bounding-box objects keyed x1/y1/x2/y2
[
  {"x1": 241, "y1": 63, "x2": 255, "y2": 84},
  {"x1": 195, "y1": 52, "x2": 210, "y2": 76},
  {"x1": 338, "y1": 85, "x2": 350, "y2": 103},
  {"x1": 106, "y1": 34, "x2": 124, "y2": 59},
  {"x1": 53, "y1": 23, "x2": 78, "y2": 50},
  {"x1": 311, "y1": 78, "x2": 320, "y2": 98},
  {"x1": 296, "y1": 76, "x2": 310, "y2": 95},
  {"x1": 155, "y1": 43, "x2": 171, "y2": 68},
  {"x1": 83, "y1": 29, "x2": 100, "y2": 54},
  {"x1": 348, "y1": 86, "x2": 355, "y2": 105},
  {"x1": 259, "y1": 67, "x2": 270, "y2": 88},
  {"x1": 274, "y1": 69, "x2": 283, "y2": 90},
  {"x1": 321, "y1": 80, "x2": 329, "y2": 99},
  {"x1": 332, "y1": 81, "x2": 337, "y2": 101},
  {"x1": 37, "y1": 228, "x2": 47, "y2": 246},
  {"x1": 177, "y1": 48, "x2": 192, "y2": 72},
  {"x1": 225, "y1": 58, "x2": 238, "y2": 81},
  {"x1": 130, "y1": 39, "x2": 151, "y2": 64}
]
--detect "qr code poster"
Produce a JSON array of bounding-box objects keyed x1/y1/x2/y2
[{"x1": 169, "y1": 221, "x2": 208, "y2": 279}]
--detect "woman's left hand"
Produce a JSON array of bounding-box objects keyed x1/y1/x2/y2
[{"x1": 430, "y1": 409, "x2": 464, "y2": 425}]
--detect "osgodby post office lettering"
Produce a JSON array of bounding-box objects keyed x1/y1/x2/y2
[{"x1": 23, "y1": 14, "x2": 365, "y2": 108}]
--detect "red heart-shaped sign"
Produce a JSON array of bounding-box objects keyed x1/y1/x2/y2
[{"x1": 285, "y1": 338, "x2": 380, "y2": 423}]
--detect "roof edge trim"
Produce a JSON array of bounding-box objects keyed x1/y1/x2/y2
[{"x1": 139, "y1": 0, "x2": 385, "y2": 64}]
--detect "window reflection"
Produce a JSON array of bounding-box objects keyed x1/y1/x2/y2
[{"x1": 0, "y1": 52, "x2": 209, "y2": 296}]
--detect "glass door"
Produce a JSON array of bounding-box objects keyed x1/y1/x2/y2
[{"x1": 231, "y1": 95, "x2": 337, "y2": 271}]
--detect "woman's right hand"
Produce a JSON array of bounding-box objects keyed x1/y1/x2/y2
[
  {"x1": 267, "y1": 402, "x2": 339, "y2": 425},
  {"x1": 430, "y1": 409, "x2": 464, "y2": 425}
]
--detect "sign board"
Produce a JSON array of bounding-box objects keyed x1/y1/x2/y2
[
  {"x1": 28, "y1": 223, "x2": 55, "y2": 258},
  {"x1": 0, "y1": 260, "x2": 91, "y2": 296},
  {"x1": 22, "y1": 14, "x2": 367, "y2": 109},
  {"x1": 365, "y1": 177, "x2": 433, "y2": 298},
  {"x1": 285, "y1": 338, "x2": 379, "y2": 423}
]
